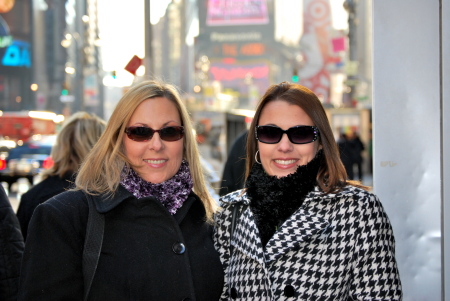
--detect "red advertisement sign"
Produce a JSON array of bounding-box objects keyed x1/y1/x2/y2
[{"x1": 124, "y1": 55, "x2": 142, "y2": 75}]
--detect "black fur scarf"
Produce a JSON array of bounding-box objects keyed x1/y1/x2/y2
[{"x1": 245, "y1": 149, "x2": 323, "y2": 246}]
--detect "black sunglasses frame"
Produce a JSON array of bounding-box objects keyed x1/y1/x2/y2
[
  {"x1": 125, "y1": 126, "x2": 185, "y2": 142},
  {"x1": 255, "y1": 125, "x2": 319, "y2": 144}
]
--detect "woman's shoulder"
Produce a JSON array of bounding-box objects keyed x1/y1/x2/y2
[
  {"x1": 310, "y1": 185, "x2": 375, "y2": 200},
  {"x1": 306, "y1": 185, "x2": 378, "y2": 208},
  {"x1": 310, "y1": 185, "x2": 386, "y2": 213},
  {"x1": 27, "y1": 190, "x2": 90, "y2": 241},
  {"x1": 40, "y1": 189, "x2": 89, "y2": 214}
]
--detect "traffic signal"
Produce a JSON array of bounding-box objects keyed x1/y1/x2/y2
[
  {"x1": 111, "y1": 70, "x2": 117, "y2": 79},
  {"x1": 291, "y1": 68, "x2": 299, "y2": 83},
  {"x1": 61, "y1": 81, "x2": 69, "y2": 95}
]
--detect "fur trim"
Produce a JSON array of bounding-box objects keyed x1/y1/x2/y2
[{"x1": 246, "y1": 150, "x2": 323, "y2": 246}]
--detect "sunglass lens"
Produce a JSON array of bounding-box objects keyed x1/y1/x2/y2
[
  {"x1": 289, "y1": 126, "x2": 316, "y2": 144},
  {"x1": 257, "y1": 126, "x2": 282, "y2": 144},
  {"x1": 127, "y1": 127, "x2": 154, "y2": 141},
  {"x1": 160, "y1": 126, "x2": 184, "y2": 141}
]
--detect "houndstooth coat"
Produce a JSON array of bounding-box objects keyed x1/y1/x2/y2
[{"x1": 213, "y1": 185, "x2": 402, "y2": 300}]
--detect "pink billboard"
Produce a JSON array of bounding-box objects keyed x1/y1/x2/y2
[
  {"x1": 206, "y1": 0, "x2": 269, "y2": 26},
  {"x1": 209, "y1": 60, "x2": 270, "y2": 96}
]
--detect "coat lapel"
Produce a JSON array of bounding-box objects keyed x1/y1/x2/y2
[
  {"x1": 226, "y1": 187, "x2": 356, "y2": 264},
  {"x1": 231, "y1": 206, "x2": 266, "y2": 265},
  {"x1": 264, "y1": 205, "x2": 330, "y2": 263}
]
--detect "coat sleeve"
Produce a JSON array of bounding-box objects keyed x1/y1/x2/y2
[
  {"x1": 18, "y1": 194, "x2": 87, "y2": 301},
  {"x1": 0, "y1": 185, "x2": 24, "y2": 301},
  {"x1": 348, "y1": 193, "x2": 403, "y2": 300}
]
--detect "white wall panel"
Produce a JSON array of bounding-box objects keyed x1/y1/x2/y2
[{"x1": 373, "y1": 1, "x2": 442, "y2": 300}]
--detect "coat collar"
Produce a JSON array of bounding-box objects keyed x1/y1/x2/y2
[
  {"x1": 223, "y1": 186, "x2": 359, "y2": 263},
  {"x1": 93, "y1": 185, "x2": 134, "y2": 213},
  {"x1": 221, "y1": 185, "x2": 359, "y2": 207},
  {"x1": 92, "y1": 185, "x2": 198, "y2": 224}
]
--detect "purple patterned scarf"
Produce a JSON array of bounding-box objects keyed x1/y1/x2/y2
[{"x1": 120, "y1": 160, "x2": 193, "y2": 215}]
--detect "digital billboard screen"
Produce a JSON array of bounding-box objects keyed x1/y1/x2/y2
[{"x1": 206, "y1": 0, "x2": 269, "y2": 26}]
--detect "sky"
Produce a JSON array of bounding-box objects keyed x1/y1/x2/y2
[
  {"x1": 97, "y1": 0, "x2": 348, "y2": 84},
  {"x1": 97, "y1": 0, "x2": 170, "y2": 72}
]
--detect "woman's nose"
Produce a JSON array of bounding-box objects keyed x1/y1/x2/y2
[
  {"x1": 148, "y1": 133, "x2": 164, "y2": 151},
  {"x1": 277, "y1": 133, "x2": 294, "y2": 152}
]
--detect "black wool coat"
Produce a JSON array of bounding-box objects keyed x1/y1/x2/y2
[
  {"x1": 18, "y1": 186, "x2": 224, "y2": 301},
  {"x1": 16, "y1": 174, "x2": 73, "y2": 241},
  {"x1": 0, "y1": 185, "x2": 24, "y2": 301}
]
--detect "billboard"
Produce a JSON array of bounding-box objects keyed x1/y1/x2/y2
[
  {"x1": 206, "y1": 0, "x2": 269, "y2": 26},
  {"x1": 0, "y1": 0, "x2": 32, "y2": 70},
  {"x1": 298, "y1": 0, "x2": 333, "y2": 103},
  {"x1": 209, "y1": 59, "x2": 270, "y2": 107},
  {"x1": 198, "y1": 0, "x2": 275, "y2": 42}
]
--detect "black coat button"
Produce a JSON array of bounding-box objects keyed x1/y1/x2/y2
[
  {"x1": 172, "y1": 242, "x2": 186, "y2": 254},
  {"x1": 284, "y1": 284, "x2": 295, "y2": 297},
  {"x1": 230, "y1": 287, "x2": 237, "y2": 299}
]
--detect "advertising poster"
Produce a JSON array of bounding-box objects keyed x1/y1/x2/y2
[
  {"x1": 0, "y1": 0, "x2": 31, "y2": 69},
  {"x1": 298, "y1": 0, "x2": 332, "y2": 103},
  {"x1": 206, "y1": 0, "x2": 269, "y2": 26}
]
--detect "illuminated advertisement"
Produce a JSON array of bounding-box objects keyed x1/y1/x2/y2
[
  {"x1": 206, "y1": 0, "x2": 269, "y2": 26},
  {"x1": 198, "y1": 0, "x2": 275, "y2": 42},
  {"x1": 0, "y1": 0, "x2": 31, "y2": 69},
  {"x1": 209, "y1": 60, "x2": 270, "y2": 97},
  {"x1": 0, "y1": 15, "x2": 10, "y2": 63}
]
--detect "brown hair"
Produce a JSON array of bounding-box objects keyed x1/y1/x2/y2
[
  {"x1": 75, "y1": 80, "x2": 218, "y2": 222},
  {"x1": 246, "y1": 82, "x2": 367, "y2": 193}
]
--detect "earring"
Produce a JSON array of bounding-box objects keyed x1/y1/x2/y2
[{"x1": 255, "y1": 150, "x2": 261, "y2": 164}]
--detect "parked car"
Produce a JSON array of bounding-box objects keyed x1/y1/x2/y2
[{"x1": 0, "y1": 135, "x2": 56, "y2": 190}]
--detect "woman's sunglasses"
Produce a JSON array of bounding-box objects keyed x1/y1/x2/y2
[
  {"x1": 255, "y1": 125, "x2": 319, "y2": 144},
  {"x1": 125, "y1": 126, "x2": 184, "y2": 142}
]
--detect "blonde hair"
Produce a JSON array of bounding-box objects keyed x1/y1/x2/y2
[
  {"x1": 75, "y1": 80, "x2": 218, "y2": 222},
  {"x1": 41, "y1": 111, "x2": 106, "y2": 179}
]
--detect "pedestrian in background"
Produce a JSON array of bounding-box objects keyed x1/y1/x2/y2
[
  {"x1": 214, "y1": 82, "x2": 402, "y2": 300},
  {"x1": 0, "y1": 184, "x2": 24, "y2": 301},
  {"x1": 18, "y1": 80, "x2": 224, "y2": 300},
  {"x1": 337, "y1": 132, "x2": 355, "y2": 180},
  {"x1": 16, "y1": 112, "x2": 106, "y2": 241},
  {"x1": 219, "y1": 130, "x2": 247, "y2": 196},
  {"x1": 349, "y1": 130, "x2": 365, "y2": 181}
]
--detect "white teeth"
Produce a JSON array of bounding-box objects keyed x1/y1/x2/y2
[
  {"x1": 144, "y1": 159, "x2": 166, "y2": 164},
  {"x1": 274, "y1": 159, "x2": 296, "y2": 165}
]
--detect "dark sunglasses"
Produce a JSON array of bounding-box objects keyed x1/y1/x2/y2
[
  {"x1": 125, "y1": 126, "x2": 184, "y2": 142},
  {"x1": 255, "y1": 125, "x2": 319, "y2": 144}
]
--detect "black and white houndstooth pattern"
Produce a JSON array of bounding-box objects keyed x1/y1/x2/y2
[{"x1": 213, "y1": 186, "x2": 402, "y2": 300}]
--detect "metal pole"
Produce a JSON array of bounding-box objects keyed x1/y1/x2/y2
[
  {"x1": 344, "y1": 0, "x2": 357, "y2": 107},
  {"x1": 144, "y1": 0, "x2": 153, "y2": 78}
]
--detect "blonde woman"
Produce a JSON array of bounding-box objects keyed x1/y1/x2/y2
[
  {"x1": 19, "y1": 80, "x2": 224, "y2": 301},
  {"x1": 17, "y1": 111, "x2": 106, "y2": 240}
]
